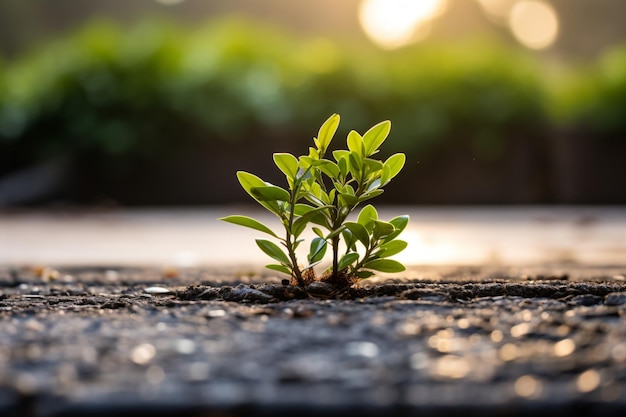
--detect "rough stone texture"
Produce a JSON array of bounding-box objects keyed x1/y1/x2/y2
[{"x1": 0, "y1": 265, "x2": 625, "y2": 416}]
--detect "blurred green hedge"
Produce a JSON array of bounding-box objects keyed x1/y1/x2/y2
[
  {"x1": 0, "y1": 19, "x2": 624, "y2": 204},
  {"x1": 552, "y1": 44, "x2": 626, "y2": 136}
]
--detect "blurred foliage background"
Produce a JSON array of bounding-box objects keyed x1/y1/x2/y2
[{"x1": 0, "y1": 0, "x2": 625, "y2": 205}]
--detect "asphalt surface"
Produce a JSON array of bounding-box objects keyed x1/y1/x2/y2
[{"x1": 0, "y1": 265, "x2": 625, "y2": 416}]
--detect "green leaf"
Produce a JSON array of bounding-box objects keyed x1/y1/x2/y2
[
  {"x1": 341, "y1": 229, "x2": 358, "y2": 252},
  {"x1": 237, "y1": 171, "x2": 266, "y2": 195},
  {"x1": 384, "y1": 215, "x2": 410, "y2": 241},
  {"x1": 256, "y1": 239, "x2": 291, "y2": 265},
  {"x1": 300, "y1": 155, "x2": 315, "y2": 170},
  {"x1": 308, "y1": 237, "x2": 327, "y2": 264},
  {"x1": 376, "y1": 240, "x2": 408, "y2": 257},
  {"x1": 236, "y1": 171, "x2": 280, "y2": 214},
  {"x1": 347, "y1": 130, "x2": 364, "y2": 156},
  {"x1": 319, "y1": 189, "x2": 332, "y2": 205},
  {"x1": 363, "y1": 120, "x2": 391, "y2": 156},
  {"x1": 337, "y1": 156, "x2": 348, "y2": 179},
  {"x1": 357, "y1": 204, "x2": 378, "y2": 228},
  {"x1": 390, "y1": 215, "x2": 409, "y2": 231},
  {"x1": 293, "y1": 205, "x2": 331, "y2": 237},
  {"x1": 355, "y1": 270, "x2": 375, "y2": 279},
  {"x1": 325, "y1": 227, "x2": 344, "y2": 241},
  {"x1": 338, "y1": 252, "x2": 359, "y2": 270},
  {"x1": 334, "y1": 182, "x2": 354, "y2": 195},
  {"x1": 383, "y1": 153, "x2": 406, "y2": 183},
  {"x1": 328, "y1": 189, "x2": 336, "y2": 204},
  {"x1": 309, "y1": 211, "x2": 329, "y2": 227},
  {"x1": 309, "y1": 182, "x2": 322, "y2": 199},
  {"x1": 332, "y1": 150, "x2": 350, "y2": 162},
  {"x1": 363, "y1": 259, "x2": 406, "y2": 273},
  {"x1": 349, "y1": 151, "x2": 362, "y2": 174},
  {"x1": 251, "y1": 186, "x2": 291, "y2": 202},
  {"x1": 294, "y1": 204, "x2": 315, "y2": 216},
  {"x1": 338, "y1": 192, "x2": 359, "y2": 207},
  {"x1": 358, "y1": 189, "x2": 384, "y2": 203},
  {"x1": 292, "y1": 216, "x2": 309, "y2": 238},
  {"x1": 366, "y1": 178, "x2": 382, "y2": 193},
  {"x1": 373, "y1": 220, "x2": 395, "y2": 239},
  {"x1": 266, "y1": 264, "x2": 292, "y2": 275},
  {"x1": 305, "y1": 193, "x2": 326, "y2": 207},
  {"x1": 273, "y1": 153, "x2": 298, "y2": 180},
  {"x1": 364, "y1": 158, "x2": 384, "y2": 176},
  {"x1": 315, "y1": 160, "x2": 340, "y2": 178},
  {"x1": 313, "y1": 227, "x2": 325, "y2": 238},
  {"x1": 219, "y1": 215, "x2": 278, "y2": 238},
  {"x1": 317, "y1": 114, "x2": 340, "y2": 152},
  {"x1": 344, "y1": 222, "x2": 370, "y2": 247}
]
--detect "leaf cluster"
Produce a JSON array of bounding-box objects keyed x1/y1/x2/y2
[{"x1": 220, "y1": 114, "x2": 408, "y2": 287}]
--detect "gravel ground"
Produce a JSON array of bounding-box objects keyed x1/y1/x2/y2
[{"x1": 1, "y1": 265, "x2": 625, "y2": 416}]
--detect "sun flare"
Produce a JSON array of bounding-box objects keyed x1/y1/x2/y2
[{"x1": 358, "y1": 0, "x2": 447, "y2": 49}]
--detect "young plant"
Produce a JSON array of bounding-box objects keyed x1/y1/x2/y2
[{"x1": 219, "y1": 114, "x2": 409, "y2": 288}]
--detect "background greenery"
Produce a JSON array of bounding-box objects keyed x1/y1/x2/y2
[{"x1": 0, "y1": 19, "x2": 625, "y2": 205}]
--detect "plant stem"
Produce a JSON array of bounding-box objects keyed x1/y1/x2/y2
[
  {"x1": 331, "y1": 233, "x2": 340, "y2": 277},
  {"x1": 286, "y1": 190, "x2": 305, "y2": 288},
  {"x1": 287, "y1": 237, "x2": 305, "y2": 287},
  {"x1": 352, "y1": 241, "x2": 374, "y2": 273}
]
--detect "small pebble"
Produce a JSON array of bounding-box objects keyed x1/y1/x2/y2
[
  {"x1": 306, "y1": 281, "x2": 336, "y2": 297},
  {"x1": 206, "y1": 309, "x2": 226, "y2": 318},
  {"x1": 223, "y1": 286, "x2": 273, "y2": 303},
  {"x1": 570, "y1": 294, "x2": 603, "y2": 306},
  {"x1": 144, "y1": 286, "x2": 171, "y2": 295},
  {"x1": 105, "y1": 270, "x2": 119, "y2": 282},
  {"x1": 605, "y1": 292, "x2": 626, "y2": 306}
]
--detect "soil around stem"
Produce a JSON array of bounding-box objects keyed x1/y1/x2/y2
[{"x1": 0, "y1": 265, "x2": 625, "y2": 416}]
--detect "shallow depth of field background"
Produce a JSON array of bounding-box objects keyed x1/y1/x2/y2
[{"x1": 1, "y1": 0, "x2": 626, "y2": 207}]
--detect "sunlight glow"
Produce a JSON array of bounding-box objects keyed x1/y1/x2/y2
[
  {"x1": 358, "y1": 0, "x2": 448, "y2": 49},
  {"x1": 393, "y1": 230, "x2": 460, "y2": 265},
  {"x1": 477, "y1": 0, "x2": 518, "y2": 19},
  {"x1": 509, "y1": 0, "x2": 559, "y2": 50}
]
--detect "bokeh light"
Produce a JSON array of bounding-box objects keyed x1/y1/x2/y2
[
  {"x1": 477, "y1": 0, "x2": 518, "y2": 19},
  {"x1": 358, "y1": 0, "x2": 447, "y2": 49},
  {"x1": 509, "y1": 0, "x2": 559, "y2": 49}
]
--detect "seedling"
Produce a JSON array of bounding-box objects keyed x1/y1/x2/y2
[{"x1": 220, "y1": 114, "x2": 409, "y2": 289}]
